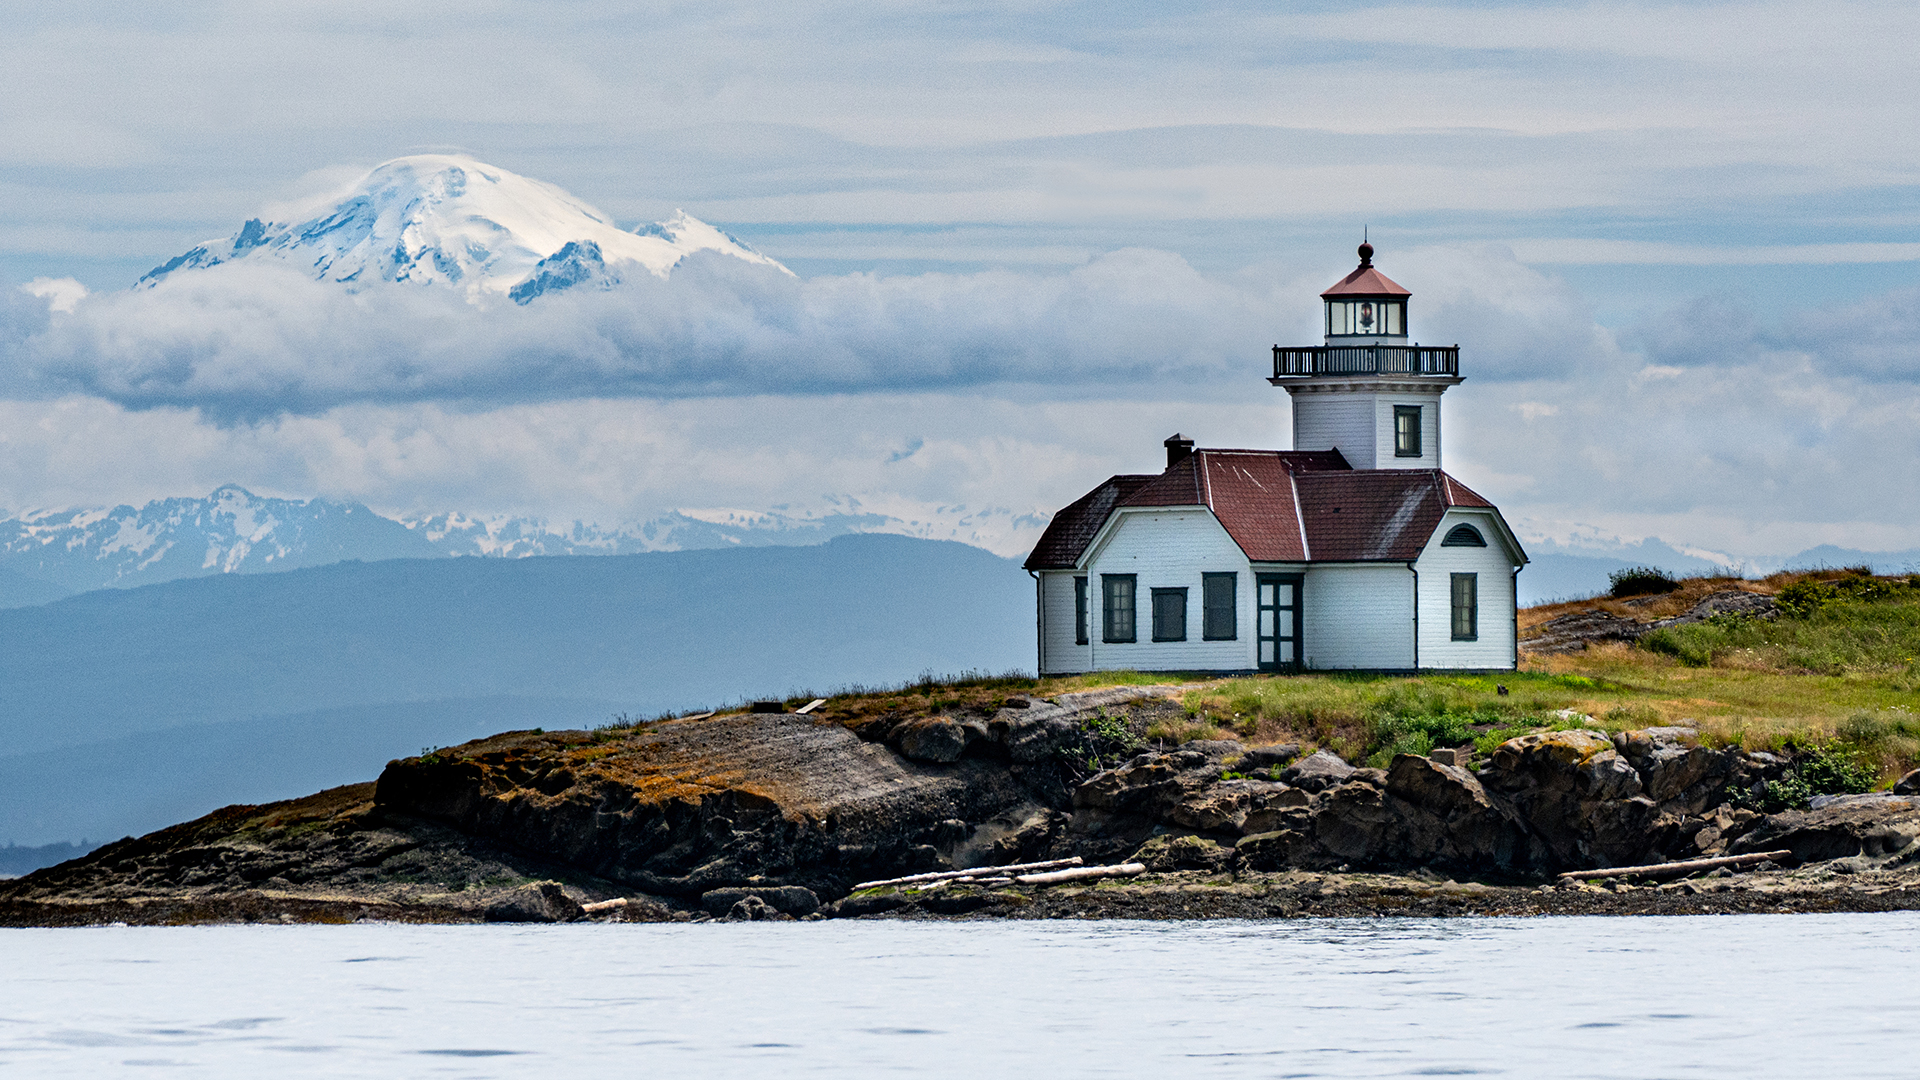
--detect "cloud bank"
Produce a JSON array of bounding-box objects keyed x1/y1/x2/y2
[
  {"x1": 4, "y1": 243, "x2": 1650, "y2": 420},
  {"x1": 4, "y1": 242, "x2": 1917, "y2": 562}
]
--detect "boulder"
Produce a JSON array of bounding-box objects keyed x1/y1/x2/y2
[
  {"x1": 1733, "y1": 800, "x2": 1920, "y2": 863},
  {"x1": 483, "y1": 881, "x2": 584, "y2": 923},
  {"x1": 700, "y1": 885, "x2": 821, "y2": 916},
  {"x1": 1239, "y1": 789, "x2": 1312, "y2": 836},
  {"x1": 1234, "y1": 828, "x2": 1317, "y2": 872},
  {"x1": 1231, "y1": 743, "x2": 1302, "y2": 774},
  {"x1": 1896, "y1": 769, "x2": 1920, "y2": 796},
  {"x1": 893, "y1": 717, "x2": 970, "y2": 763},
  {"x1": 1482, "y1": 730, "x2": 1646, "y2": 867},
  {"x1": 1002, "y1": 714, "x2": 1078, "y2": 764},
  {"x1": 1312, "y1": 780, "x2": 1437, "y2": 866},
  {"x1": 1384, "y1": 755, "x2": 1544, "y2": 870},
  {"x1": 722, "y1": 895, "x2": 793, "y2": 921},
  {"x1": 1177, "y1": 739, "x2": 1248, "y2": 760},
  {"x1": 1169, "y1": 779, "x2": 1295, "y2": 833},
  {"x1": 1278, "y1": 750, "x2": 1356, "y2": 792},
  {"x1": 1132, "y1": 834, "x2": 1233, "y2": 873}
]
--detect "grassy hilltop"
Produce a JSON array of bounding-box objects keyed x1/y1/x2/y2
[{"x1": 729, "y1": 567, "x2": 1919, "y2": 803}]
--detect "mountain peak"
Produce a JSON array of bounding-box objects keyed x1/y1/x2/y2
[{"x1": 137, "y1": 155, "x2": 788, "y2": 303}]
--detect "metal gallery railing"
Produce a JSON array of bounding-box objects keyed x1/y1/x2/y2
[{"x1": 1270, "y1": 344, "x2": 1459, "y2": 378}]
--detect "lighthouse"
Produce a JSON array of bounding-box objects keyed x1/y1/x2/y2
[{"x1": 1269, "y1": 242, "x2": 1461, "y2": 470}]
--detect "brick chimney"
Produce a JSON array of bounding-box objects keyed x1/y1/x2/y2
[{"x1": 1164, "y1": 432, "x2": 1195, "y2": 469}]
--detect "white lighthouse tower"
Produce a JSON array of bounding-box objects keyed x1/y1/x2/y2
[{"x1": 1269, "y1": 242, "x2": 1461, "y2": 469}]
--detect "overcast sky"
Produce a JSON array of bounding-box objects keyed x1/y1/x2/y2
[{"x1": 3, "y1": 0, "x2": 1917, "y2": 561}]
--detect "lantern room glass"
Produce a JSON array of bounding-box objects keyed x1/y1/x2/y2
[{"x1": 1325, "y1": 299, "x2": 1405, "y2": 337}]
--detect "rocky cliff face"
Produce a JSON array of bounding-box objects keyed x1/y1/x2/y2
[{"x1": 8, "y1": 685, "x2": 1920, "y2": 925}]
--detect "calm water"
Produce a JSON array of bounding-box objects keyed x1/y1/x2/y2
[{"x1": 2, "y1": 914, "x2": 1915, "y2": 1078}]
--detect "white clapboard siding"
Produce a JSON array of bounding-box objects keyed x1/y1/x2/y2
[
  {"x1": 1299, "y1": 564, "x2": 1416, "y2": 669},
  {"x1": 1038, "y1": 570, "x2": 1092, "y2": 674},
  {"x1": 1081, "y1": 508, "x2": 1255, "y2": 672},
  {"x1": 1414, "y1": 510, "x2": 1520, "y2": 669},
  {"x1": 1293, "y1": 392, "x2": 1375, "y2": 466}
]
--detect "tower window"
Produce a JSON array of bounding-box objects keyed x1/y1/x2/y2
[
  {"x1": 1102, "y1": 575, "x2": 1136, "y2": 643},
  {"x1": 1326, "y1": 299, "x2": 1405, "y2": 336},
  {"x1": 1451, "y1": 573, "x2": 1478, "y2": 641},
  {"x1": 1394, "y1": 405, "x2": 1423, "y2": 458}
]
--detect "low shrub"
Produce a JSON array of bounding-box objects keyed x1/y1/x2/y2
[
  {"x1": 1777, "y1": 574, "x2": 1912, "y2": 617},
  {"x1": 1749, "y1": 741, "x2": 1877, "y2": 811},
  {"x1": 1609, "y1": 566, "x2": 1680, "y2": 598}
]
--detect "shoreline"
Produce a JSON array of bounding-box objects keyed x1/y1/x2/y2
[{"x1": 9, "y1": 860, "x2": 1919, "y2": 927}]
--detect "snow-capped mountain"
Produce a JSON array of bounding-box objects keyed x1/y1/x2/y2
[
  {"x1": 136, "y1": 154, "x2": 788, "y2": 303},
  {"x1": 0, "y1": 488, "x2": 1030, "y2": 608}
]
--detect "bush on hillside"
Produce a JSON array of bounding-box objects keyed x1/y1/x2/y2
[
  {"x1": 1776, "y1": 573, "x2": 1914, "y2": 617},
  {"x1": 1749, "y1": 741, "x2": 1877, "y2": 812},
  {"x1": 1609, "y1": 565, "x2": 1679, "y2": 598}
]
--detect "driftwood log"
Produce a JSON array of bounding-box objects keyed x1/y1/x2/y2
[
  {"x1": 1558, "y1": 850, "x2": 1794, "y2": 881},
  {"x1": 581, "y1": 897, "x2": 629, "y2": 913},
  {"x1": 1017, "y1": 863, "x2": 1148, "y2": 886},
  {"x1": 855, "y1": 857, "x2": 1084, "y2": 891}
]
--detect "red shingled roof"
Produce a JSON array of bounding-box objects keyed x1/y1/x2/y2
[
  {"x1": 1023, "y1": 449, "x2": 1509, "y2": 569},
  {"x1": 1321, "y1": 264, "x2": 1410, "y2": 298},
  {"x1": 1023, "y1": 474, "x2": 1157, "y2": 570}
]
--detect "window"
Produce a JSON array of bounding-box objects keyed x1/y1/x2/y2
[
  {"x1": 1325, "y1": 299, "x2": 1404, "y2": 336},
  {"x1": 1202, "y1": 573, "x2": 1237, "y2": 640},
  {"x1": 1394, "y1": 405, "x2": 1423, "y2": 458},
  {"x1": 1442, "y1": 524, "x2": 1487, "y2": 547},
  {"x1": 1102, "y1": 575, "x2": 1136, "y2": 643},
  {"x1": 1073, "y1": 576, "x2": 1089, "y2": 644},
  {"x1": 1451, "y1": 573, "x2": 1478, "y2": 641},
  {"x1": 1151, "y1": 588, "x2": 1187, "y2": 642}
]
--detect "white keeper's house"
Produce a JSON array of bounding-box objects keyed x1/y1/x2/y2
[{"x1": 1024, "y1": 243, "x2": 1527, "y2": 674}]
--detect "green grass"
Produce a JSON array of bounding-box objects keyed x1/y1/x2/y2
[{"x1": 1640, "y1": 596, "x2": 1920, "y2": 675}]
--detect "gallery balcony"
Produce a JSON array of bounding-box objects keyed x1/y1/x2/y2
[{"x1": 1269, "y1": 344, "x2": 1459, "y2": 380}]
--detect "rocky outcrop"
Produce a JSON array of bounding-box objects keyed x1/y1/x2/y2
[
  {"x1": 1072, "y1": 724, "x2": 1805, "y2": 876},
  {"x1": 1526, "y1": 590, "x2": 1779, "y2": 654},
  {"x1": 374, "y1": 686, "x2": 1187, "y2": 901},
  {"x1": 9, "y1": 684, "x2": 1914, "y2": 927}
]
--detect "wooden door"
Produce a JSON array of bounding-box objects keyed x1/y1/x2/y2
[{"x1": 1256, "y1": 574, "x2": 1302, "y2": 672}]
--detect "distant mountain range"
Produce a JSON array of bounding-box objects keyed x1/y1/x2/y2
[
  {"x1": 0, "y1": 534, "x2": 1033, "y2": 851},
  {"x1": 0, "y1": 486, "x2": 954, "y2": 607},
  {"x1": 136, "y1": 154, "x2": 788, "y2": 303}
]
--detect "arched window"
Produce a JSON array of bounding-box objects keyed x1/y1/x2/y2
[{"x1": 1442, "y1": 524, "x2": 1487, "y2": 548}]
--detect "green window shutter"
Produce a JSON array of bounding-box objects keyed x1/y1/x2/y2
[
  {"x1": 1202, "y1": 572, "x2": 1236, "y2": 640},
  {"x1": 1451, "y1": 573, "x2": 1478, "y2": 641},
  {"x1": 1074, "y1": 576, "x2": 1089, "y2": 645}
]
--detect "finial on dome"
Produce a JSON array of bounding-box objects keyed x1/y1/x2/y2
[{"x1": 1358, "y1": 227, "x2": 1373, "y2": 268}]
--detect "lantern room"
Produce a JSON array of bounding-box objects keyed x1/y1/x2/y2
[{"x1": 1322, "y1": 242, "x2": 1410, "y2": 344}]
